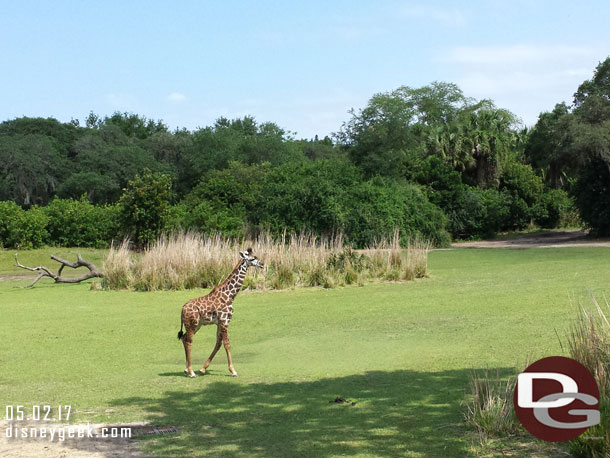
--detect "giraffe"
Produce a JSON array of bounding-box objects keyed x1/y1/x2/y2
[{"x1": 177, "y1": 248, "x2": 263, "y2": 377}]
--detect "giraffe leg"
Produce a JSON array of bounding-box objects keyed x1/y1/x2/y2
[
  {"x1": 221, "y1": 326, "x2": 238, "y2": 377},
  {"x1": 182, "y1": 331, "x2": 196, "y2": 378},
  {"x1": 201, "y1": 326, "x2": 222, "y2": 375}
]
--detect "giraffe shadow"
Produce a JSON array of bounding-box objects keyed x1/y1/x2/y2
[
  {"x1": 67, "y1": 367, "x2": 522, "y2": 457},
  {"x1": 158, "y1": 371, "x2": 237, "y2": 378}
]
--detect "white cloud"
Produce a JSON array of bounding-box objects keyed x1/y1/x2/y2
[
  {"x1": 443, "y1": 44, "x2": 605, "y2": 126},
  {"x1": 400, "y1": 4, "x2": 467, "y2": 27},
  {"x1": 167, "y1": 92, "x2": 186, "y2": 103}
]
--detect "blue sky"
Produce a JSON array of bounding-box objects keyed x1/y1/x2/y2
[{"x1": 1, "y1": 1, "x2": 609, "y2": 138}]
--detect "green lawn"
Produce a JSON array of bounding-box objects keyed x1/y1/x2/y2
[{"x1": 1, "y1": 247, "x2": 609, "y2": 456}]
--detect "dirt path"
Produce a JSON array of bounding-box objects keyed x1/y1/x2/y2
[
  {"x1": 452, "y1": 230, "x2": 610, "y2": 249},
  {"x1": 0, "y1": 421, "x2": 145, "y2": 458}
]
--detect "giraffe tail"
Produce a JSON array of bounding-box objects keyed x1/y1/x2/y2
[{"x1": 177, "y1": 321, "x2": 184, "y2": 340}]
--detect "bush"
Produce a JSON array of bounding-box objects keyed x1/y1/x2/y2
[
  {"x1": 345, "y1": 178, "x2": 450, "y2": 247},
  {"x1": 0, "y1": 201, "x2": 49, "y2": 248},
  {"x1": 573, "y1": 158, "x2": 610, "y2": 236},
  {"x1": 118, "y1": 170, "x2": 172, "y2": 248},
  {"x1": 535, "y1": 188, "x2": 576, "y2": 228},
  {"x1": 258, "y1": 160, "x2": 359, "y2": 236},
  {"x1": 43, "y1": 197, "x2": 120, "y2": 247},
  {"x1": 411, "y1": 156, "x2": 470, "y2": 238},
  {"x1": 499, "y1": 161, "x2": 545, "y2": 230},
  {"x1": 182, "y1": 201, "x2": 246, "y2": 239}
]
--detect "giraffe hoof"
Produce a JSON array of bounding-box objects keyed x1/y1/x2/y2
[
  {"x1": 200, "y1": 369, "x2": 207, "y2": 375},
  {"x1": 184, "y1": 369, "x2": 197, "y2": 378},
  {"x1": 231, "y1": 372, "x2": 238, "y2": 377}
]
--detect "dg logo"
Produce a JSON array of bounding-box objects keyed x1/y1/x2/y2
[{"x1": 513, "y1": 356, "x2": 600, "y2": 442}]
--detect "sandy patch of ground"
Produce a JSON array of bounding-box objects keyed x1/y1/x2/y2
[
  {"x1": 0, "y1": 421, "x2": 146, "y2": 458},
  {"x1": 452, "y1": 230, "x2": 610, "y2": 249}
]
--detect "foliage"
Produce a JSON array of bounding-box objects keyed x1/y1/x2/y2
[
  {"x1": 574, "y1": 158, "x2": 610, "y2": 235},
  {"x1": 525, "y1": 103, "x2": 576, "y2": 188},
  {"x1": 183, "y1": 201, "x2": 246, "y2": 238},
  {"x1": 0, "y1": 201, "x2": 49, "y2": 248},
  {"x1": 58, "y1": 125, "x2": 174, "y2": 204},
  {"x1": 499, "y1": 161, "x2": 545, "y2": 229},
  {"x1": 536, "y1": 188, "x2": 576, "y2": 229},
  {"x1": 337, "y1": 82, "x2": 471, "y2": 178},
  {"x1": 101, "y1": 112, "x2": 168, "y2": 139},
  {"x1": 0, "y1": 75, "x2": 589, "y2": 244},
  {"x1": 118, "y1": 170, "x2": 173, "y2": 248},
  {"x1": 0, "y1": 134, "x2": 69, "y2": 206},
  {"x1": 345, "y1": 177, "x2": 450, "y2": 247},
  {"x1": 43, "y1": 197, "x2": 120, "y2": 248},
  {"x1": 180, "y1": 116, "x2": 304, "y2": 192},
  {"x1": 258, "y1": 159, "x2": 359, "y2": 237}
]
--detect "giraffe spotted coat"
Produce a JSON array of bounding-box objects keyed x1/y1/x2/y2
[{"x1": 178, "y1": 248, "x2": 263, "y2": 377}]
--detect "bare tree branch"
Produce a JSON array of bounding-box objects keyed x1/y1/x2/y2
[{"x1": 14, "y1": 253, "x2": 103, "y2": 288}]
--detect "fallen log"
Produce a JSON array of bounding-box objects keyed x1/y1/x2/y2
[{"x1": 14, "y1": 253, "x2": 103, "y2": 288}]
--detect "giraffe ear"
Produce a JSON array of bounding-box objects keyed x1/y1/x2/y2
[{"x1": 239, "y1": 251, "x2": 247, "y2": 259}]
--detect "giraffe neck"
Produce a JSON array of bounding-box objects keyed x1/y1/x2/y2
[{"x1": 218, "y1": 259, "x2": 248, "y2": 302}]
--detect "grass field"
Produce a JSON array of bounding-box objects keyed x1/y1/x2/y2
[{"x1": 1, "y1": 247, "x2": 609, "y2": 456}]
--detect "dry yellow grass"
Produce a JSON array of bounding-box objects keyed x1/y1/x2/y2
[{"x1": 102, "y1": 231, "x2": 429, "y2": 291}]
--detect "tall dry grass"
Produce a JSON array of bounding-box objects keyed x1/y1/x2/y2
[
  {"x1": 464, "y1": 296, "x2": 610, "y2": 455},
  {"x1": 465, "y1": 369, "x2": 520, "y2": 444},
  {"x1": 102, "y1": 231, "x2": 429, "y2": 291},
  {"x1": 562, "y1": 295, "x2": 610, "y2": 457}
]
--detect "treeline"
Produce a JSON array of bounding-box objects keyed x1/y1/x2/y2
[{"x1": 1, "y1": 58, "x2": 609, "y2": 249}]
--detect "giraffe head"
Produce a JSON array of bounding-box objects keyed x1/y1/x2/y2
[{"x1": 240, "y1": 248, "x2": 264, "y2": 268}]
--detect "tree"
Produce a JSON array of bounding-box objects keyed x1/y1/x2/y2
[
  {"x1": 103, "y1": 112, "x2": 168, "y2": 139},
  {"x1": 337, "y1": 82, "x2": 501, "y2": 179},
  {"x1": 336, "y1": 86, "x2": 420, "y2": 178},
  {"x1": 181, "y1": 116, "x2": 304, "y2": 192},
  {"x1": 59, "y1": 124, "x2": 172, "y2": 203},
  {"x1": 569, "y1": 57, "x2": 610, "y2": 234},
  {"x1": 0, "y1": 134, "x2": 68, "y2": 205},
  {"x1": 0, "y1": 116, "x2": 81, "y2": 157},
  {"x1": 525, "y1": 103, "x2": 576, "y2": 188},
  {"x1": 118, "y1": 170, "x2": 173, "y2": 248}
]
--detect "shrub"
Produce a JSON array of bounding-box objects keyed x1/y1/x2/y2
[
  {"x1": 0, "y1": 201, "x2": 49, "y2": 248},
  {"x1": 451, "y1": 187, "x2": 512, "y2": 238},
  {"x1": 258, "y1": 160, "x2": 359, "y2": 236},
  {"x1": 499, "y1": 161, "x2": 545, "y2": 230},
  {"x1": 345, "y1": 178, "x2": 450, "y2": 247},
  {"x1": 43, "y1": 197, "x2": 120, "y2": 247},
  {"x1": 183, "y1": 201, "x2": 246, "y2": 239},
  {"x1": 573, "y1": 158, "x2": 610, "y2": 236},
  {"x1": 535, "y1": 188, "x2": 576, "y2": 228},
  {"x1": 118, "y1": 170, "x2": 172, "y2": 248}
]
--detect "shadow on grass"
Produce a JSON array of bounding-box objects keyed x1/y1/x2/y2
[
  {"x1": 68, "y1": 368, "x2": 515, "y2": 457},
  {"x1": 158, "y1": 371, "x2": 239, "y2": 378}
]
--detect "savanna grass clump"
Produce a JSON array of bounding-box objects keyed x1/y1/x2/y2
[
  {"x1": 102, "y1": 231, "x2": 429, "y2": 291},
  {"x1": 563, "y1": 296, "x2": 610, "y2": 457},
  {"x1": 465, "y1": 369, "x2": 520, "y2": 444},
  {"x1": 465, "y1": 296, "x2": 610, "y2": 456}
]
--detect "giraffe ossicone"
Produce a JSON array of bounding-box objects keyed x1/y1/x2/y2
[{"x1": 178, "y1": 249, "x2": 263, "y2": 377}]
